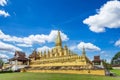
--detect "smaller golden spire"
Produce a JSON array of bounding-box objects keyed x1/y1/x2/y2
[{"x1": 82, "y1": 46, "x2": 86, "y2": 56}]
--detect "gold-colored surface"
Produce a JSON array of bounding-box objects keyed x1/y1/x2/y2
[
  {"x1": 28, "y1": 31, "x2": 105, "y2": 75},
  {"x1": 26, "y1": 70, "x2": 105, "y2": 75}
]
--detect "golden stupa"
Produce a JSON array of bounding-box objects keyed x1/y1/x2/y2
[{"x1": 27, "y1": 31, "x2": 105, "y2": 75}]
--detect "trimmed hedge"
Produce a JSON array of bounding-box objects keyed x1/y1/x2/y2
[{"x1": 0, "y1": 70, "x2": 13, "y2": 73}]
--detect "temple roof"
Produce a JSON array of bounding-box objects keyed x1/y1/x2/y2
[
  {"x1": 92, "y1": 56, "x2": 102, "y2": 62},
  {"x1": 9, "y1": 51, "x2": 28, "y2": 61},
  {"x1": 14, "y1": 51, "x2": 25, "y2": 58}
]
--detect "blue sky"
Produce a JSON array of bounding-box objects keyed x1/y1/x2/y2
[{"x1": 0, "y1": 0, "x2": 120, "y2": 62}]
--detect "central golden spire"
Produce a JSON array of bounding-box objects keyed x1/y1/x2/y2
[{"x1": 55, "y1": 31, "x2": 62, "y2": 47}]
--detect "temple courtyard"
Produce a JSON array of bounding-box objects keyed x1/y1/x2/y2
[{"x1": 0, "y1": 72, "x2": 119, "y2": 80}]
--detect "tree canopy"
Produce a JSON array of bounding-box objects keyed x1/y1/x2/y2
[
  {"x1": 0, "y1": 59, "x2": 4, "y2": 68},
  {"x1": 111, "y1": 52, "x2": 120, "y2": 64}
]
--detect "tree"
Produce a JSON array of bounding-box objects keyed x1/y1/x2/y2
[
  {"x1": 102, "y1": 59, "x2": 112, "y2": 70},
  {"x1": 0, "y1": 59, "x2": 4, "y2": 69},
  {"x1": 111, "y1": 52, "x2": 120, "y2": 65}
]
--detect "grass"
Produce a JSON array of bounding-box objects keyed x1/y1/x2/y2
[
  {"x1": 110, "y1": 69, "x2": 120, "y2": 76},
  {"x1": 0, "y1": 72, "x2": 119, "y2": 80}
]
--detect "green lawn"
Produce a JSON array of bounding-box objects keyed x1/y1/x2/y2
[
  {"x1": 110, "y1": 69, "x2": 120, "y2": 76},
  {"x1": 0, "y1": 72, "x2": 119, "y2": 80}
]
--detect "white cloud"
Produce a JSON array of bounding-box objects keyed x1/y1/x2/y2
[
  {"x1": 0, "y1": 0, "x2": 7, "y2": 6},
  {"x1": 0, "y1": 0, "x2": 10, "y2": 17},
  {"x1": 100, "y1": 51, "x2": 109, "y2": 57},
  {"x1": 16, "y1": 44, "x2": 32, "y2": 47},
  {"x1": 69, "y1": 42, "x2": 101, "y2": 52},
  {"x1": 0, "y1": 50, "x2": 14, "y2": 55},
  {"x1": 0, "y1": 10, "x2": 10, "y2": 17},
  {"x1": 100, "y1": 51, "x2": 105, "y2": 54},
  {"x1": 115, "y1": 39, "x2": 120, "y2": 47},
  {"x1": 99, "y1": 51, "x2": 112, "y2": 63},
  {"x1": 0, "y1": 30, "x2": 69, "y2": 47},
  {"x1": 77, "y1": 42, "x2": 101, "y2": 51},
  {"x1": 83, "y1": 0, "x2": 120, "y2": 33},
  {"x1": 37, "y1": 46, "x2": 52, "y2": 52},
  {"x1": 47, "y1": 30, "x2": 69, "y2": 42},
  {"x1": 0, "y1": 53, "x2": 9, "y2": 59},
  {"x1": 0, "y1": 41, "x2": 22, "y2": 52},
  {"x1": 69, "y1": 46, "x2": 77, "y2": 51}
]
